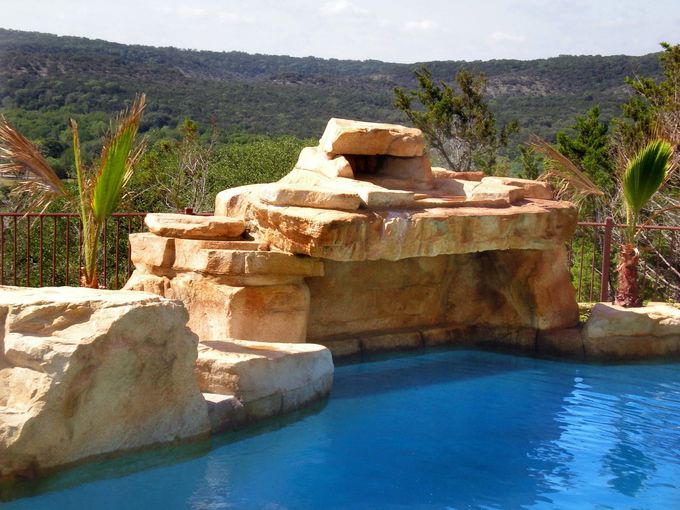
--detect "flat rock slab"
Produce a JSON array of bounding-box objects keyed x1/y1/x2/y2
[
  {"x1": 533, "y1": 303, "x2": 680, "y2": 361},
  {"x1": 0, "y1": 286, "x2": 209, "y2": 480},
  {"x1": 432, "y1": 168, "x2": 484, "y2": 181},
  {"x1": 129, "y1": 234, "x2": 271, "y2": 275},
  {"x1": 260, "y1": 183, "x2": 363, "y2": 211},
  {"x1": 279, "y1": 168, "x2": 416, "y2": 208},
  {"x1": 173, "y1": 239, "x2": 324, "y2": 277},
  {"x1": 242, "y1": 198, "x2": 577, "y2": 261},
  {"x1": 320, "y1": 118, "x2": 425, "y2": 157},
  {"x1": 481, "y1": 176, "x2": 553, "y2": 200},
  {"x1": 195, "y1": 339, "x2": 333, "y2": 430},
  {"x1": 145, "y1": 213, "x2": 245, "y2": 240}
]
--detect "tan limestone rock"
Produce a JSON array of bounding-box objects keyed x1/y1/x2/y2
[
  {"x1": 432, "y1": 168, "x2": 485, "y2": 181},
  {"x1": 129, "y1": 232, "x2": 175, "y2": 272},
  {"x1": 464, "y1": 180, "x2": 522, "y2": 204},
  {"x1": 481, "y1": 176, "x2": 553, "y2": 200},
  {"x1": 317, "y1": 337, "x2": 361, "y2": 358},
  {"x1": 320, "y1": 118, "x2": 425, "y2": 157},
  {"x1": 0, "y1": 287, "x2": 209, "y2": 480},
  {"x1": 584, "y1": 302, "x2": 680, "y2": 338},
  {"x1": 124, "y1": 271, "x2": 174, "y2": 295},
  {"x1": 173, "y1": 239, "x2": 324, "y2": 278},
  {"x1": 196, "y1": 339, "x2": 332, "y2": 403},
  {"x1": 259, "y1": 183, "x2": 363, "y2": 211},
  {"x1": 276, "y1": 167, "x2": 416, "y2": 209},
  {"x1": 294, "y1": 146, "x2": 354, "y2": 178},
  {"x1": 332, "y1": 179, "x2": 415, "y2": 208},
  {"x1": 244, "y1": 198, "x2": 577, "y2": 261},
  {"x1": 195, "y1": 339, "x2": 332, "y2": 431},
  {"x1": 306, "y1": 248, "x2": 578, "y2": 341},
  {"x1": 214, "y1": 184, "x2": 265, "y2": 217},
  {"x1": 126, "y1": 273, "x2": 311, "y2": 344},
  {"x1": 145, "y1": 213, "x2": 245, "y2": 239},
  {"x1": 582, "y1": 303, "x2": 680, "y2": 360}
]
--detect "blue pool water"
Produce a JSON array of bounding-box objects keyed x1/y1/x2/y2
[{"x1": 4, "y1": 350, "x2": 680, "y2": 509}]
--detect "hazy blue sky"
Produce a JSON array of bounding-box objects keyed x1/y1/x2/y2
[{"x1": 1, "y1": 0, "x2": 678, "y2": 62}]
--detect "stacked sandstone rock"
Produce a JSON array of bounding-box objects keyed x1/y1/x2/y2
[
  {"x1": 125, "y1": 213, "x2": 332, "y2": 434},
  {"x1": 127, "y1": 118, "x2": 580, "y2": 358},
  {"x1": 0, "y1": 285, "x2": 332, "y2": 481}
]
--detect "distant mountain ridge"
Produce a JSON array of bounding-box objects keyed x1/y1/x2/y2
[{"x1": 0, "y1": 28, "x2": 662, "y2": 140}]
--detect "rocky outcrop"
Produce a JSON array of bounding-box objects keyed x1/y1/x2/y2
[
  {"x1": 128, "y1": 117, "x2": 579, "y2": 356},
  {"x1": 0, "y1": 287, "x2": 210, "y2": 481},
  {"x1": 214, "y1": 118, "x2": 574, "y2": 261}
]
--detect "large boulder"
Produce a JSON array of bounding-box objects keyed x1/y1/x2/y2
[
  {"x1": 582, "y1": 302, "x2": 680, "y2": 359},
  {"x1": 0, "y1": 287, "x2": 210, "y2": 480},
  {"x1": 319, "y1": 118, "x2": 425, "y2": 157}
]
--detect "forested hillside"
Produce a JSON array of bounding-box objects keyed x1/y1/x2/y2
[{"x1": 0, "y1": 28, "x2": 661, "y2": 144}]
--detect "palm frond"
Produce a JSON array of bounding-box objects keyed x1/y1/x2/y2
[
  {"x1": 70, "y1": 118, "x2": 90, "y2": 224},
  {"x1": 528, "y1": 134, "x2": 604, "y2": 202},
  {"x1": 91, "y1": 94, "x2": 145, "y2": 221},
  {"x1": 0, "y1": 115, "x2": 71, "y2": 208},
  {"x1": 622, "y1": 139, "x2": 673, "y2": 215}
]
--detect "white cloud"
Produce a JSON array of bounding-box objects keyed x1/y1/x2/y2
[
  {"x1": 402, "y1": 20, "x2": 438, "y2": 33},
  {"x1": 593, "y1": 18, "x2": 639, "y2": 29},
  {"x1": 319, "y1": 1, "x2": 368, "y2": 17},
  {"x1": 176, "y1": 7, "x2": 206, "y2": 19},
  {"x1": 218, "y1": 11, "x2": 252, "y2": 24},
  {"x1": 490, "y1": 31, "x2": 526, "y2": 43}
]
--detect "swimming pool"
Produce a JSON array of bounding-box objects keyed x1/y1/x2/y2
[{"x1": 4, "y1": 350, "x2": 680, "y2": 509}]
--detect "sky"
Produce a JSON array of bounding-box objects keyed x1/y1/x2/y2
[{"x1": 0, "y1": 0, "x2": 678, "y2": 63}]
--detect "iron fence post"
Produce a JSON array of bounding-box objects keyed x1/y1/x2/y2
[{"x1": 599, "y1": 217, "x2": 614, "y2": 302}]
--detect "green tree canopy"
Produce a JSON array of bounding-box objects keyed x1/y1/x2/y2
[
  {"x1": 556, "y1": 106, "x2": 615, "y2": 194},
  {"x1": 394, "y1": 66, "x2": 518, "y2": 172},
  {"x1": 615, "y1": 42, "x2": 680, "y2": 152}
]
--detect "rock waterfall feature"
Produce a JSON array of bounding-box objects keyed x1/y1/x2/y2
[{"x1": 126, "y1": 118, "x2": 580, "y2": 358}]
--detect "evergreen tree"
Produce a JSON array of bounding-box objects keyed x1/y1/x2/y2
[
  {"x1": 556, "y1": 106, "x2": 614, "y2": 194},
  {"x1": 394, "y1": 66, "x2": 518, "y2": 173},
  {"x1": 614, "y1": 42, "x2": 680, "y2": 153}
]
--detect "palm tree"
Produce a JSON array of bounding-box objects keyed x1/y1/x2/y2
[
  {"x1": 0, "y1": 94, "x2": 146, "y2": 288},
  {"x1": 616, "y1": 139, "x2": 673, "y2": 306},
  {"x1": 529, "y1": 136, "x2": 674, "y2": 308}
]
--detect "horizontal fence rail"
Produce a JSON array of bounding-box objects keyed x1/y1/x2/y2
[{"x1": 0, "y1": 212, "x2": 678, "y2": 303}]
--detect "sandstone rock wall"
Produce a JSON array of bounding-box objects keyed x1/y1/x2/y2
[
  {"x1": 128, "y1": 118, "x2": 580, "y2": 357},
  {"x1": 306, "y1": 248, "x2": 578, "y2": 342}
]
